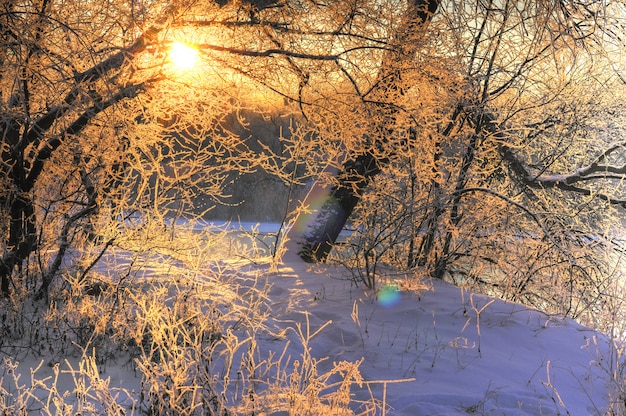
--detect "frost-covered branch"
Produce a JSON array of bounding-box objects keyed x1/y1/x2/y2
[
  {"x1": 196, "y1": 43, "x2": 387, "y2": 61},
  {"x1": 499, "y1": 141, "x2": 626, "y2": 207},
  {"x1": 25, "y1": 82, "x2": 149, "y2": 190}
]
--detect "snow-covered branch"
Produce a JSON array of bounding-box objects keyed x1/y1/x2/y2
[
  {"x1": 499, "y1": 140, "x2": 626, "y2": 206},
  {"x1": 25, "y1": 82, "x2": 148, "y2": 190}
]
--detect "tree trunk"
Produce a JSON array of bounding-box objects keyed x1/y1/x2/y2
[
  {"x1": 282, "y1": 0, "x2": 439, "y2": 263},
  {"x1": 1, "y1": 194, "x2": 37, "y2": 296},
  {"x1": 431, "y1": 132, "x2": 479, "y2": 279},
  {"x1": 283, "y1": 153, "x2": 380, "y2": 263}
]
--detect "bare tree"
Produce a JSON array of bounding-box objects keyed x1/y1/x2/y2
[
  {"x1": 278, "y1": 0, "x2": 626, "y2": 269},
  {"x1": 2, "y1": 0, "x2": 626, "y2": 310},
  {"x1": 0, "y1": 0, "x2": 276, "y2": 299},
  {"x1": 295, "y1": 0, "x2": 626, "y2": 316}
]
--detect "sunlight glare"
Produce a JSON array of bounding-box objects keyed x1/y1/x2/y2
[{"x1": 168, "y1": 41, "x2": 199, "y2": 71}]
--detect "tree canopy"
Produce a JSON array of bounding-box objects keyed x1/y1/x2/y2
[{"x1": 1, "y1": 0, "x2": 626, "y2": 323}]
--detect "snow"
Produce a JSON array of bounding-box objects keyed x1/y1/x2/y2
[
  {"x1": 1, "y1": 223, "x2": 617, "y2": 415},
  {"x1": 264, "y1": 261, "x2": 610, "y2": 415}
]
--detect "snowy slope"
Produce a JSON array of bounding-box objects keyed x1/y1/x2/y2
[
  {"x1": 2, "y1": 250, "x2": 616, "y2": 415},
  {"x1": 259, "y1": 260, "x2": 612, "y2": 415}
]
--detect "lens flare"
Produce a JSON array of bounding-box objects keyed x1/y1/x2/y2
[{"x1": 377, "y1": 283, "x2": 401, "y2": 307}]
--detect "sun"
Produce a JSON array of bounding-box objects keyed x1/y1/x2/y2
[{"x1": 168, "y1": 41, "x2": 200, "y2": 71}]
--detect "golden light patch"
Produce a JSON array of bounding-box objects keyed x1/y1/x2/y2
[{"x1": 168, "y1": 41, "x2": 199, "y2": 71}]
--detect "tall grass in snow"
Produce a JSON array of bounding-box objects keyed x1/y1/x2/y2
[{"x1": 0, "y1": 220, "x2": 378, "y2": 415}]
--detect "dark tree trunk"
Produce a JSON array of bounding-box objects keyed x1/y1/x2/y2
[
  {"x1": 1, "y1": 194, "x2": 37, "y2": 296},
  {"x1": 0, "y1": 108, "x2": 37, "y2": 296},
  {"x1": 282, "y1": 0, "x2": 439, "y2": 263},
  {"x1": 287, "y1": 153, "x2": 380, "y2": 263},
  {"x1": 431, "y1": 132, "x2": 479, "y2": 279}
]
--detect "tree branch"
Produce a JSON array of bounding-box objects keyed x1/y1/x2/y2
[
  {"x1": 176, "y1": 18, "x2": 388, "y2": 46},
  {"x1": 499, "y1": 140, "x2": 626, "y2": 207},
  {"x1": 25, "y1": 82, "x2": 147, "y2": 190},
  {"x1": 23, "y1": 25, "x2": 161, "y2": 146},
  {"x1": 474, "y1": 103, "x2": 626, "y2": 207},
  {"x1": 196, "y1": 42, "x2": 387, "y2": 61}
]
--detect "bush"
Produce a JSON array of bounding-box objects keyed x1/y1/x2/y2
[{"x1": 0, "y1": 221, "x2": 378, "y2": 415}]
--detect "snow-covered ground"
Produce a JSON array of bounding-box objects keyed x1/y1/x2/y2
[
  {"x1": 267, "y1": 261, "x2": 613, "y2": 415},
  {"x1": 1, "y1": 223, "x2": 620, "y2": 415}
]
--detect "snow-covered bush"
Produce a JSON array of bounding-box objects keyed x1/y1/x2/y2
[{"x1": 0, "y1": 222, "x2": 377, "y2": 415}]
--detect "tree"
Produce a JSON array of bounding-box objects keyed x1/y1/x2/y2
[
  {"x1": 278, "y1": 0, "x2": 626, "y2": 270},
  {"x1": 2, "y1": 0, "x2": 626, "y2": 309},
  {"x1": 0, "y1": 0, "x2": 278, "y2": 299},
  {"x1": 280, "y1": 0, "x2": 440, "y2": 262},
  {"x1": 272, "y1": 0, "x2": 626, "y2": 317}
]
